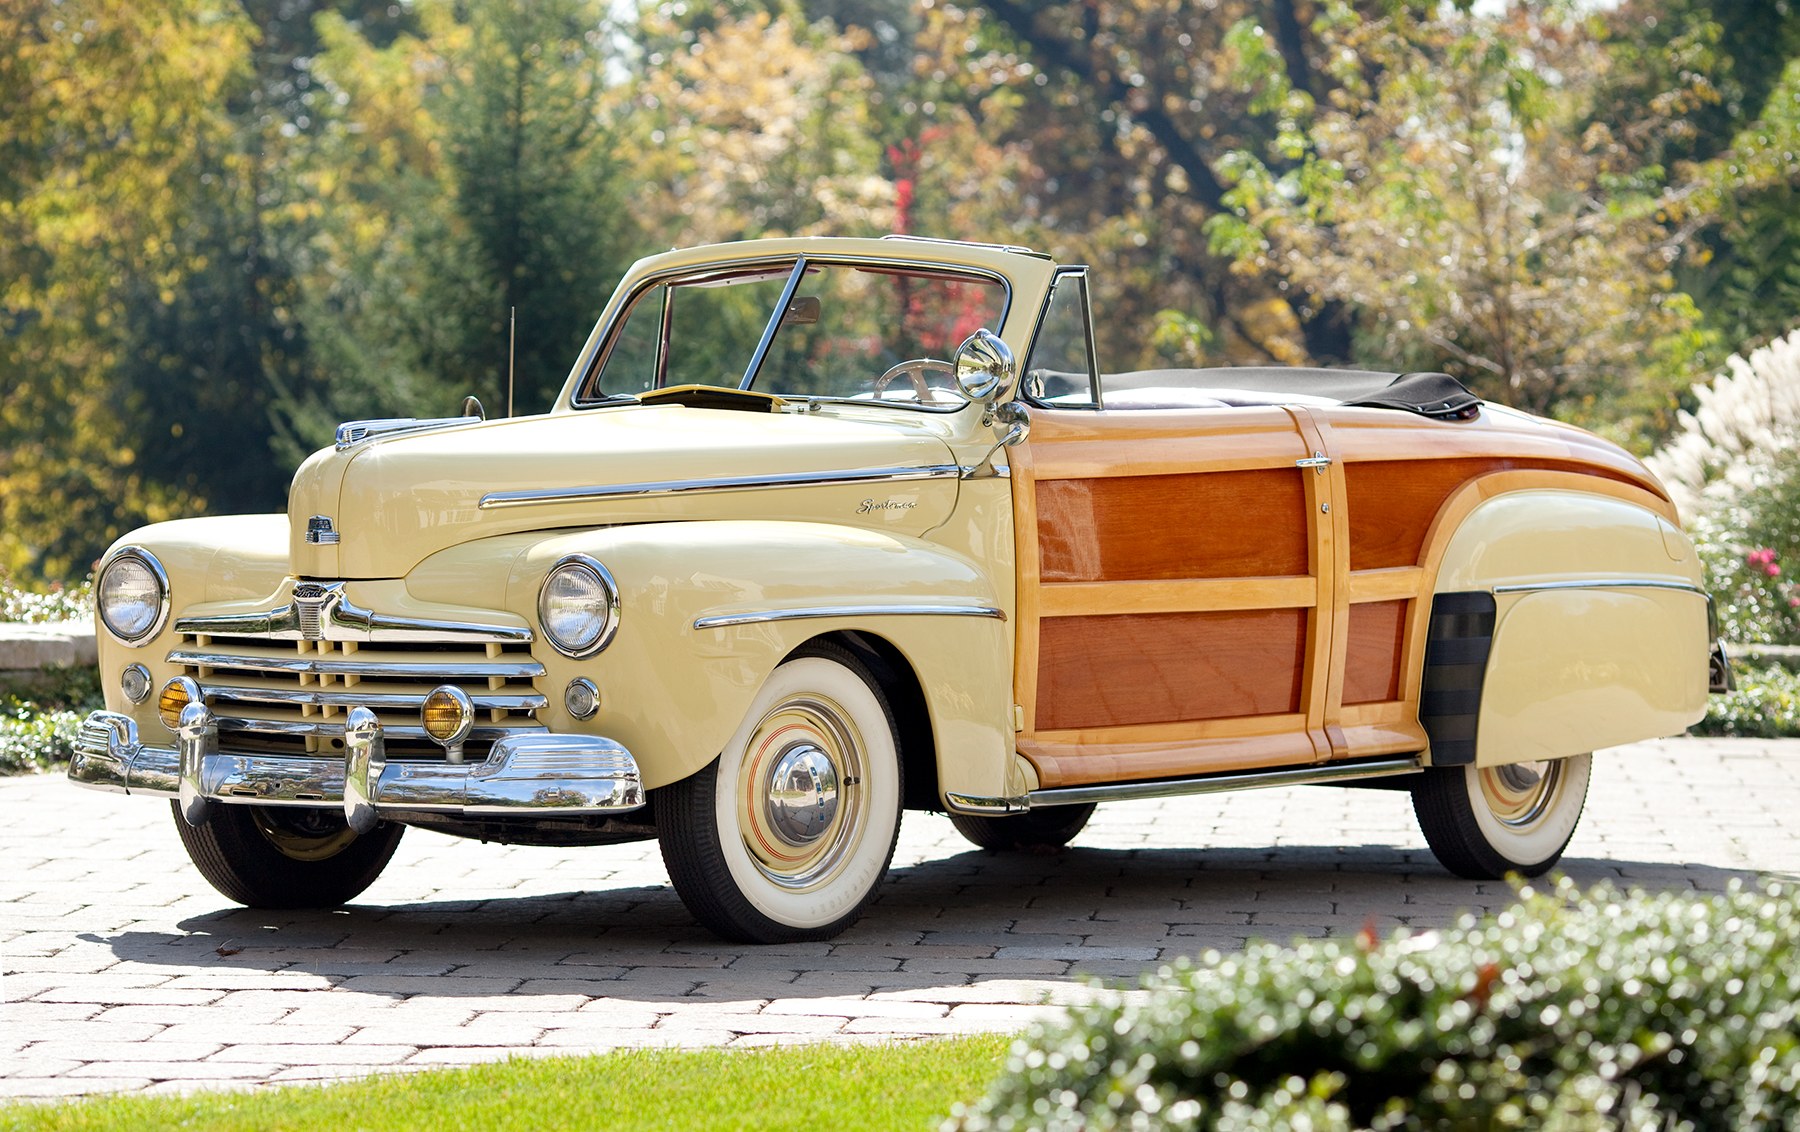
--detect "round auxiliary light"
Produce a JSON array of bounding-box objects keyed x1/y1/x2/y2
[
  {"x1": 120, "y1": 664, "x2": 152, "y2": 705},
  {"x1": 96, "y1": 548, "x2": 169, "y2": 644},
  {"x1": 537, "y1": 555, "x2": 620, "y2": 659},
  {"x1": 420, "y1": 685, "x2": 474, "y2": 747},
  {"x1": 157, "y1": 677, "x2": 201, "y2": 733},
  {"x1": 564, "y1": 678, "x2": 600, "y2": 721}
]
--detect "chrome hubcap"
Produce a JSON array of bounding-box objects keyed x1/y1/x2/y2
[
  {"x1": 738, "y1": 696, "x2": 864, "y2": 890},
  {"x1": 764, "y1": 743, "x2": 840, "y2": 846},
  {"x1": 1479, "y1": 759, "x2": 1560, "y2": 828},
  {"x1": 251, "y1": 807, "x2": 358, "y2": 861}
]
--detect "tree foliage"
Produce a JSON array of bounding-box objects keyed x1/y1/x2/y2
[
  {"x1": 2, "y1": 0, "x2": 1798, "y2": 578},
  {"x1": 1205, "y1": 1, "x2": 1719, "y2": 447}
]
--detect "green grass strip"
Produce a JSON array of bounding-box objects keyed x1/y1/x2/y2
[{"x1": 1, "y1": 1035, "x2": 1012, "y2": 1132}]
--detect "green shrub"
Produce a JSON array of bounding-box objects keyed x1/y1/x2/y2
[
  {"x1": 1696, "y1": 662, "x2": 1800, "y2": 738},
  {"x1": 0, "y1": 704, "x2": 86, "y2": 773},
  {"x1": 947, "y1": 880, "x2": 1799, "y2": 1131}
]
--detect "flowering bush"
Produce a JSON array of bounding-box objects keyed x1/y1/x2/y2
[
  {"x1": 0, "y1": 574, "x2": 93, "y2": 624},
  {"x1": 1648, "y1": 330, "x2": 1800, "y2": 648}
]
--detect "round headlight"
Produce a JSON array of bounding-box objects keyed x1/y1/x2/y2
[
  {"x1": 98, "y1": 548, "x2": 169, "y2": 644},
  {"x1": 537, "y1": 555, "x2": 620, "y2": 658}
]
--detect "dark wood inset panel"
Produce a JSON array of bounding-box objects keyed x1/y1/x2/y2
[
  {"x1": 1038, "y1": 470, "x2": 1309, "y2": 583},
  {"x1": 1343, "y1": 458, "x2": 1517, "y2": 570},
  {"x1": 1037, "y1": 609, "x2": 1307, "y2": 731},
  {"x1": 1343, "y1": 599, "x2": 1409, "y2": 704}
]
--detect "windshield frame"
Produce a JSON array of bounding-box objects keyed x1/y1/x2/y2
[{"x1": 569, "y1": 254, "x2": 1014, "y2": 413}]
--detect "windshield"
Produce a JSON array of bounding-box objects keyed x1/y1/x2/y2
[{"x1": 580, "y1": 259, "x2": 1008, "y2": 407}]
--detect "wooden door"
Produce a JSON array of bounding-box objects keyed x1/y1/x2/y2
[{"x1": 1010, "y1": 405, "x2": 1341, "y2": 788}]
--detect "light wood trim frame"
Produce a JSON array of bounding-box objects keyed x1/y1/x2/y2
[{"x1": 1039, "y1": 576, "x2": 1315, "y2": 617}]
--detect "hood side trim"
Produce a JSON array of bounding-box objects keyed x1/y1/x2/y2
[{"x1": 479, "y1": 463, "x2": 969, "y2": 510}]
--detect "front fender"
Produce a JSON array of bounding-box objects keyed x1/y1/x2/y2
[{"x1": 493, "y1": 521, "x2": 1014, "y2": 795}]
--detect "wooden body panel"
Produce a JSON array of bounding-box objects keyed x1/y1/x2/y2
[{"x1": 1011, "y1": 400, "x2": 1672, "y2": 789}]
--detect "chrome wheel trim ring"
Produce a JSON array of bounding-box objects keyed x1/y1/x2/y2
[
  {"x1": 250, "y1": 807, "x2": 359, "y2": 862},
  {"x1": 1478, "y1": 759, "x2": 1561, "y2": 829},
  {"x1": 737, "y1": 695, "x2": 865, "y2": 891}
]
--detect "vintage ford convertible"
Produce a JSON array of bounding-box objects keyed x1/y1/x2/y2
[{"x1": 70, "y1": 236, "x2": 1721, "y2": 942}]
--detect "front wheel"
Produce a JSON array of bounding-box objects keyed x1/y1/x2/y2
[
  {"x1": 656, "y1": 643, "x2": 904, "y2": 943},
  {"x1": 1410, "y1": 753, "x2": 1591, "y2": 879},
  {"x1": 171, "y1": 802, "x2": 405, "y2": 908}
]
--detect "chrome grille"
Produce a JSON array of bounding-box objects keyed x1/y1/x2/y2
[{"x1": 172, "y1": 633, "x2": 547, "y2": 760}]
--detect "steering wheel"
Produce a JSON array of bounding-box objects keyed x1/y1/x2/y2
[{"x1": 873, "y1": 358, "x2": 957, "y2": 403}]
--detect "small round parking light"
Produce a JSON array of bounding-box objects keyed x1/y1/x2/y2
[
  {"x1": 420, "y1": 685, "x2": 475, "y2": 754},
  {"x1": 157, "y1": 677, "x2": 201, "y2": 733},
  {"x1": 564, "y1": 678, "x2": 600, "y2": 721},
  {"x1": 120, "y1": 664, "x2": 152, "y2": 705}
]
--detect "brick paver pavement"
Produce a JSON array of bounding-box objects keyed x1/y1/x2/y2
[{"x1": 4, "y1": 736, "x2": 1797, "y2": 1098}]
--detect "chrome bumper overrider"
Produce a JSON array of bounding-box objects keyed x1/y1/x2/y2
[{"x1": 68, "y1": 707, "x2": 645, "y2": 829}]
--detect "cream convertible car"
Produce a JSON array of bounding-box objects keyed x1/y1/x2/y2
[{"x1": 71, "y1": 237, "x2": 1722, "y2": 942}]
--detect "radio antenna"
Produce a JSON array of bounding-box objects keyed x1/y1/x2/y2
[{"x1": 507, "y1": 306, "x2": 517, "y2": 418}]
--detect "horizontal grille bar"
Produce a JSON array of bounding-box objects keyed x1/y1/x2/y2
[
  {"x1": 207, "y1": 687, "x2": 548, "y2": 712},
  {"x1": 170, "y1": 649, "x2": 544, "y2": 681},
  {"x1": 217, "y1": 715, "x2": 543, "y2": 742}
]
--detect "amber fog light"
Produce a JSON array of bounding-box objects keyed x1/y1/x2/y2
[
  {"x1": 564, "y1": 678, "x2": 599, "y2": 720},
  {"x1": 421, "y1": 685, "x2": 474, "y2": 752},
  {"x1": 157, "y1": 677, "x2": 201, "y2": 733},
  {"x1": 120, "y1": 664, "x2": 152, "y2": 705}
]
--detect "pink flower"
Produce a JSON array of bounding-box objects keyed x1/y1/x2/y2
[
  {"x1": 1748, "y1": 548, "x2": 1776, "y2": 567},
  {"x1": 1790, "y1": 596, "x2": 1800, "y2": 607},
  {"x1": 1768, "y1": 564, "x2": 1783, "y2": 577}
]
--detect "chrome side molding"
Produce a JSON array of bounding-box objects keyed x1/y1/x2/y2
[
  {"x1": 694, "y1": 604, "x2": 1006, "y2": 631},
  {"x1": 945, "y1": 755, "x2": 1425, "y2": 815},
  {"x1": 478, "y1": 464, "x2": 966, "y2": 510}
]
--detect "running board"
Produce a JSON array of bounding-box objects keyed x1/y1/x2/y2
[{"x1": 1026, "y1": 755, "x2": 1425, "y2": 808}]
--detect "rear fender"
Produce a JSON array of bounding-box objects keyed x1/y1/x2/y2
[{"x1": 1429, "y1": 481, "x2": 1709, "y2": 767}]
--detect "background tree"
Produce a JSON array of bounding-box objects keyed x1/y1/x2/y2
[{"x1": 1205, "y1": 1, "x2": 1716, "y2": 449}]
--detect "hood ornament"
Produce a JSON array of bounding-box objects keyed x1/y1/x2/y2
[{"x1": 305, "y1": 515, "x2": 340, "y2": 545}]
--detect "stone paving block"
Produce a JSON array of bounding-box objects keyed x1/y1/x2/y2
[
  {"x1": 68, "y1": 1061, "x2": 283, "y2": 1081},
  {"x1": 0, "y1": 1076, "x2": 156, "y2": 1097},
  {"x1": 23, "y1": 1040, "x2": 223, "y2": 1062},
  {"x1": 762, "y1": 997, "x2": 947, "y2": 1019},
  {"x1": 29, "y1": 987, "x2": 226, "y2": 1007},
  {"x1": 348, "y1": 1020, "x2": 546, "y2": 1047},
  {"x1": 210, "y1": 1044, "x2": 419, "y2": 1065}
]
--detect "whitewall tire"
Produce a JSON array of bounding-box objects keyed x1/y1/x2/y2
[
  {"x1": 656, "y1": 643, "x2": 903, "y2": 943},
  {"x1": 1411, "y1": 753, "x2": 1591, "y2": 879}
]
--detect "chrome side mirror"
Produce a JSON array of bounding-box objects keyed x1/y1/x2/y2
[
  {"x1": 954, "y1": 328, "x2": 1017, "y2": 406},
  {"x1": 461, "y1": 395, "x2": 486, "y2": 421}
]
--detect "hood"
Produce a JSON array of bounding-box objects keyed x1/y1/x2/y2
[{"x1": 289, "y1": 404, "x2": 962, "y2": 579}]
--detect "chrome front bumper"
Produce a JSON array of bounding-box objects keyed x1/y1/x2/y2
[{"x1": 68, "y1": 707, "x2": 645, "y2": 830}]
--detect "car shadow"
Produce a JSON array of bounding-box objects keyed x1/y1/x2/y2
[{"x1": 81, "y1": 843, "x2": 1773, "y2": 1006}]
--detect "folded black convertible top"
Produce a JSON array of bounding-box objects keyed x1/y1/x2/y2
[{"x1": 1101, "y1": 367, "x2": 1482, "y2": 420}]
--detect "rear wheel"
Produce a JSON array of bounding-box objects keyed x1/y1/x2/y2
[
  {"x1": 171, "y1": 802, "x2": 404, "y2": 908},
  {"x1": 949, "y1": 803, "x2": 1095, "y2": 851},
  {"x1": 656, "y1": 643, "x2": 904, "y2": 943},
  {"x1": 1411, "y1": 753, "x2": 1591, "y2": 879}
]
